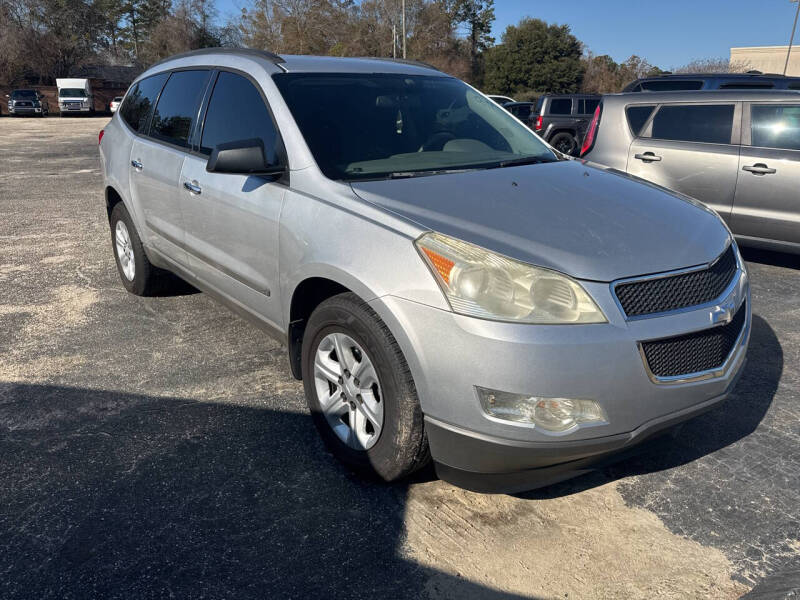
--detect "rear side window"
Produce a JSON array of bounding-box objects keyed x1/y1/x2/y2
[
  {"x1": 200, "y1": 71, "x2": 280, "y2": 163},
  {"x1": 548, "y1": 98, "x2": 572, "y2": 115},
  {"x1": 640, "y1": 80, "x2": 703, "y2": 92},
  {"x1": 580, "y1": 98, "x2": 600, "y2": 114},
  {"x1": 120, "y1": 73, "x2": 168, "y2": 133},
  {"x1": 150, "y1": 70, "x2": 211, "y2": 147},
  {"x1": 626, "y1": 105, "x2": 656, "y2": 136},
  {"x1": 751, "y1": 104, "x2": 800, "y2": 150},
  {"x1": 650, "y1": 104, "x2": 734, "y2": 144},
  {"x1": 789, "y1": 81, "x2": 800, "y2": 90}
]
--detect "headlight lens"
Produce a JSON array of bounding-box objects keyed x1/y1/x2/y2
[
  {"x1": 477, "y1": 387, "x2": 607, "y2": 432},
  {"x1": 416, "y1": 232, "x2": 606, "y2": 324}
]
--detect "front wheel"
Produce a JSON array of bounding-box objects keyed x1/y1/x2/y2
[{"x1": 302, "y1": 293, "x2": 429, "y2": 481}]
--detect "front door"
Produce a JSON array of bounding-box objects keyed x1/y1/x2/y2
[
  {"x1": 732, "y1": 102, "x2": 800, "y2": 246},
  {"x1": 626, "y1": 102, "x2": 740, "y2": 225},
  {"x1": 178, "y1": 70, "x2": 286, "y2": 329}
]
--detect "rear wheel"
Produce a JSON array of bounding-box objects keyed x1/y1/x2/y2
[
  {"x1": 550, "y1": 132, "x2": 578, "y2": 156},
  {"x1": 109, "y1": 202, "x2": 172, "y2": 296},
  {"x1": 302, "y1": 293, "x2": 429, "y2": 481}
]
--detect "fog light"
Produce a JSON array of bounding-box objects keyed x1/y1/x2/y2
[{"x1": 477, "y1": 387, "x2": 607, "y2": 432}]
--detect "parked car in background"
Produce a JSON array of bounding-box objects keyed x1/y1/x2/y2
[
  {"x1": 110, "y1": 96, "x2": 124, "y2": 113},
  {"x1": 503, "y1": 101, "x2": 536, "y2": 122},
  {"x1": 623, "y1": 72, "x2": 800, "y2": 92},
  {"x1": 99, "y1": 49, "x2": 750, "y2": 493},
  {"x1": 582, "y1": 90, "x2": 800, "y2": 254},
  {"x1": 57, "y1": 78, "x2": 95, "y2": 115},
  {"x1": 6, "y1": 89, "x2": 49, "y2": 117},
  {"x1": 529, "y1": 93, "x2": 601, "y2": 155},
  {"x1": 487, "y1": 94, "x2": 515, "y2": 105}
]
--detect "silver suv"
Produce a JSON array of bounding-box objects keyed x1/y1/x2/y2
[
  {"x1": 99, "y1": 49, "x2": 750, "y2": 493},
  {"x1": 582, "y1": 90, "x2": 800, "y2": 254}
]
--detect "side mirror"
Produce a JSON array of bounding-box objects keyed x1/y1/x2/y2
[{"x1": 206, "y1": 138, "x2": 285, "y2": 176}]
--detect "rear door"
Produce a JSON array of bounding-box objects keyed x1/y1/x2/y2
[
  {"x1": 731, "y1": 102, "x2": 800, "y2": 245},
  {"x1": 129, "y1": 69, "x2": 211, "y2": 264},
  {"x1": 626, "y1": 102, "x2": 741, "y2": 225},
  {"x1": 178, "y1": 70, "x2": 287, "y2": 328}
]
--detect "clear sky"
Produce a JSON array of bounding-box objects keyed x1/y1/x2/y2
[{"x1": 490, "y1": 0, "x2": 800, "y2": 70}]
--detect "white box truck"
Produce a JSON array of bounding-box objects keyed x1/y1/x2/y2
[{"x1": 56, "y1": 78, "x2": 94, "y2": 116}]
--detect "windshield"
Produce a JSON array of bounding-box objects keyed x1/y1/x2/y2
[
  {"x1": 11, "y1": 90, "x2": 37, "y2": 99},
  {"x1": 59, "y1": 88, "x2": 87, "y2": 98},
  {"x1": 272, "y1": 73, "x2": 556, "y2": 181}
]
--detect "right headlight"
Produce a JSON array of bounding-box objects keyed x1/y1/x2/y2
[{"x1": 416, "y1": 232, "x2": 606, "y2": 324}]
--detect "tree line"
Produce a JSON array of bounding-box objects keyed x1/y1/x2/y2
[{"x1": 0, "y1": 0, "x2": 747, "y2": 94}]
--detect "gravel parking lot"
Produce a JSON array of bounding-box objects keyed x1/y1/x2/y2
[{"x1": 1, "y1": 116, "x2": 798, "y2": 599}]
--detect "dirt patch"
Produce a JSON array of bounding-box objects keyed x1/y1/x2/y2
[{"x1": 404, "y1": 480, "x2": 748, "y2": 599}]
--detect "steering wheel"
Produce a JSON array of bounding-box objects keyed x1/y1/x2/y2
[{"x1": 419, "y1": 131, "x2": 456, "y2": 152}]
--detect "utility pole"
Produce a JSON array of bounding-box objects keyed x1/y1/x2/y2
[
  {"x1": 402, "y1": 0, "x2": 406, "y2": 59},
  {"x1": 392, "y1": 23, "x2": 396, "y2": 58},
  {"x1": 785, "y1": 0, "x2": 800, "y2": 75}
]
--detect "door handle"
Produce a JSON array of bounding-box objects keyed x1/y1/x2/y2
[
  {"x1": 183, "y1": 181, "x2": 202, "y2": 195},
  {"x1": 634, "y1": 152, "x2": 662, "y2": 162},
  {"x1": 742, "y1": 163, "x2": 776, "y2": 175},
  {"x1": 131, "y1": 159, "x2": 143, "y2": 170}
]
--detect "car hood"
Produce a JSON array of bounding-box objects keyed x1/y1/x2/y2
[{"x1": 350, "y1": 160, "x2": 731, "y2": 282}]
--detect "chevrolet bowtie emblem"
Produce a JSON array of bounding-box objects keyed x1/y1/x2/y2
[{"x1": 710, "y1": 302, "x2": 736, "y2": 326}]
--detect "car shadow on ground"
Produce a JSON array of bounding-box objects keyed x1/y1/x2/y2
[
  {"x1": 0, "y1": 382, "x2": 532, "y2": 600},
  {"x1": 740, "y1": 246, "x2": 800, "y2": 270},
  {"x1": 519, "y1": 314, "x2": 782, "y2": 500}
]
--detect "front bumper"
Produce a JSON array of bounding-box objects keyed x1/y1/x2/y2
[
  {"x1": 370, "y1": 260, "x2": 750, "y2": 492},
  {"x1": 59, "y1": 104, "x2": 91, "y2": 113},
  {"x1": 9, "y1": 106, "x2": 42, "y2": 115}
]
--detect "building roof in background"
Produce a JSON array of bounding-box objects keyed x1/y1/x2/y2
[{"x1": 72, "y1": 65, "x2": 141, "y2": 86}]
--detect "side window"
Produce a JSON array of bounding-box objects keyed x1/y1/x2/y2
[
  {"x1": 583, "y1": 98, "x2": 600, "y2": 114},
  {"x1": 751, "y1": 104, "x2": 800, "y2": 150},
  {"x1": 511, "y1": 105, "x2": 531, "y2": 119},
  {"x1": 626, "y1": 105, "x2": 656, "y2": 136},
  {"x1": 119, "y1": 73, "x2": 168, "y2": 133},
  {"x1": 640, "y1": 80, "x2": 703, "y2": 91},
  {"x1": 788, "y1": 81, "x2": 800, "y2": 90},
  {"x1": 719, "y1": 82, "x2": 773, "y2": 89},
  {"x1": 200, "y1": 71, "x2": 280, "y2": 164},
  {"x1": 150, "y1": 70, "x2": 211, "y2": 147},
  {"x1": 548, "y1": 98, "x2": 572, "y2": 115},
  {"x1": 650, "y1": 104, "x2": 735, "y2": 144}
]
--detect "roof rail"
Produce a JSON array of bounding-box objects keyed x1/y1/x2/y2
[
  {"x1": 148, "y1": 47, "x2": 285, "y2": 70},
  {"x1": 358, "y1": 57, "x2": 441, "y2": 72}
]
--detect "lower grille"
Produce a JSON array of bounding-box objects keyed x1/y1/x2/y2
[{"x1": 641, "y1": 301, "x2": 746, "y2": 378}]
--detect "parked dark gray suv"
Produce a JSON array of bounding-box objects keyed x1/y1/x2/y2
[
  {"x1": 530, "y1": 94, "x2": 601, "y2": 155},
  {"x1": 582, "y1": 90, "x2": 800, "y2": 254}
]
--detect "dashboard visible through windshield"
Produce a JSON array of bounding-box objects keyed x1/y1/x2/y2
[{"x1": 272, "y1": 73, "x2": 557, "y2": 181}]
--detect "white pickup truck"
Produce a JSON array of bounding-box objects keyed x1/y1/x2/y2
[{"x1": 56, "y1": 78, "x2": 95, "y2": 116}]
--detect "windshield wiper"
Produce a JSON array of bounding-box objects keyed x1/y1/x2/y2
[
  {"x1": 388, "y1": 168, "x2": 473, "y2": 179},
  {"x1": 490, "y1": 156, "x2": 559, "y2": 169}
]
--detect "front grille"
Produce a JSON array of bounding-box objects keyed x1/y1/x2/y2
[
  {"x1": 15, "y1": 101, "x2": 32, "y2": 107},
  {"x1": 641, "y1": 301, "x2": 746, "y2": 378},
  {"x1": 615, "y1": 245, "x2": 737, "y2": 318}
]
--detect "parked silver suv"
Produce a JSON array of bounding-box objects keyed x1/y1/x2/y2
[
  {"x1": 99, "y1": 49, "x2": 750, "y2": 492},
  {"x1": 582, "y1": 90, "x2": 800, "y2": 254}
]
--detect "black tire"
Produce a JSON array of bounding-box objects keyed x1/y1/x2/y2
[
  {"x1": 109, "y1": 202, "x2": 170, "y2": 296},
  {"x1": 302, "y1": 293, "x2": 430, "y2": 481},
  {"x1": 550, "y1": 132, "x2": 578, "y2": 156}
]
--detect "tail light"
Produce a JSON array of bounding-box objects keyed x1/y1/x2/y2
[
  {"x1": 580, "y1": 104, "x2": 602, "y2": 157},
  {"x1": 534, "y1": 115, "x2": 543, "y2": 131},
  {"x1": 98, "y1": 130, "x2": 104, "y2": 145}
]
